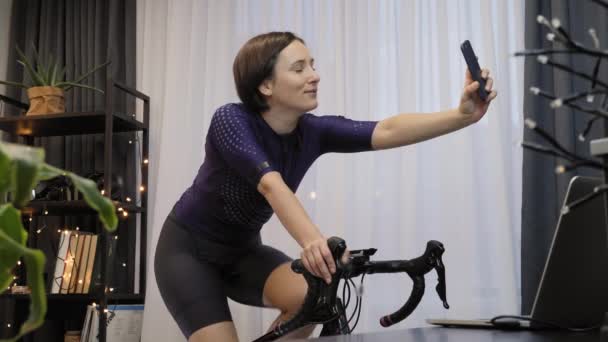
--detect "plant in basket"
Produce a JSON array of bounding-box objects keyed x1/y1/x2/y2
[{"x1": 0, "y1": 44, "x2": 110, "y2": 116}]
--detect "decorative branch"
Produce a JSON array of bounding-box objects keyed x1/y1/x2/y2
[{"x1": 519, "y1": 0, "x2": 608, "y2": 219}]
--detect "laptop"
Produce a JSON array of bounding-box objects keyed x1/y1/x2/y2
[{"x1": 427, "y1": 176, "x2": 608, "y2": 330}]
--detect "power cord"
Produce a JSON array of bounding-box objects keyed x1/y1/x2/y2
[{"x1": 490, "y1": 315, "x2": 601, "y2": 332}]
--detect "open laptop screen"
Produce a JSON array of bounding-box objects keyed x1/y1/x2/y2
[{"x1": 531, "y1": 176, "x2": 608, "y2": 328}]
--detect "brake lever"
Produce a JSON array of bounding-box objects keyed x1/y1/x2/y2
[
  {"x1": 379, "y1": 240, "x2": 449, "y2": 327},
  {"x1": 430, "y1": 243, "x2": 449, "y2": 309}
]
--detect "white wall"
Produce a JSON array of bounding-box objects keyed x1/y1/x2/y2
[{"x1": 0, "y1": 0, "x2": 13, "y2": 98}]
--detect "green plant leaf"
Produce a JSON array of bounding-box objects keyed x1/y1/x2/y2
[
  {"x1": 64, "y1": 60, "x2": 110, "y2": 91},
  {"x1": 39, "y1": 164, "x2": 118, "y2": 231},
  {"x1": 16, "y1": 46, "x2": 45, "y2": 87},
  {"x1": 0, "y1": 143, "x2": 12, "y2": 194},
  {"x1": 16, "y1": 248, "x2": 46, "y2": 341},
  {"x1": 69, "y1": 173, "x2": 117, "y2": 231},
  {"x1": 55, "y1": 66, "x2": 67, "y2": 85},
  {"x1": 49, "y1": 61, "x2": 59, "y2": 86},
  {"x1": 43, "y1": 54, "x2": 55, "y2": 86},
  {"x1": 0, "y1": 204, "x2": 27, "y2": 290},
  {"x1": 0, "y1": 143, "x2": 44, "y2": 208},
  {"x1": 0, "y1": 80, "x2": 28, "y2": 89},
  {"x1": 55, "y1": 81, "x2": 104, "y2": 93},
  {"x1": 0, "y1": 215, "x2": 46, "y2": 342},
  {"x1": 37, "y1": 163, "x2": 65, "y2": 181}
]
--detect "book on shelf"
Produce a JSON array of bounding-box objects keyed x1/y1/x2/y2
[
  {"x1": 73, "y1": 234, "x2": 91, "y2": 294},
  {"x1": 59, "y1": 232, "x2": 78, "y2": 294},
  {"x1": 50, "y1": 231, "x2": 108, "y2": 294},
  {"x1": 82, "y1": 235, "x2": 98, "y2": 294},
  {"x1": 50, "y1": 231, "x2": 71, "y2": 294},
  {"x1": 67, "y1": 233, "x2": 86, "y2": 293}
]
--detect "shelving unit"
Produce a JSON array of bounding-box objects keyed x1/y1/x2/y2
[{"x1": 0, "y1": 79, "x2": 149, "y2": 342}]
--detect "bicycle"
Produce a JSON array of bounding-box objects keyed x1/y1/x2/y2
[{"x1": 253, "y1": 237, "x2": 450, "y2": 341}]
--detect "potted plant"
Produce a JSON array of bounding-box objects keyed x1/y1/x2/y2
[
  {"x1": 0, "y1": 45, "x2": 110, "y2": 116},
  {"x1": 0, "y1": 141, "x2": 117, "y2": 342}
]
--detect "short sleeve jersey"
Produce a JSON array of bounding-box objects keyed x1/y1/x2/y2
[{"x1": 173, "y1": 103, "x2": 378, "y2": 245}]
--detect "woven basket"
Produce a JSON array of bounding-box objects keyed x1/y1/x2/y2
[{"x1": 26, "y1": 86, "x2": 65, "y2": 115}]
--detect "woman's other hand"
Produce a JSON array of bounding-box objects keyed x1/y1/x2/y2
[{"x1": 458, "y1": 68, "x2": 498, "y2": 123}]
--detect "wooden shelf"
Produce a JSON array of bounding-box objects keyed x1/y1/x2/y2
[
  {"x1": 22, "y1": 200, "x2": 145, "y2": 216},
  {"x1": 0, "y1": 111, "x2": 147, "y2": 137},
  {"x1": 0, "y1": 293, "x2": 144, "y2": 303}
]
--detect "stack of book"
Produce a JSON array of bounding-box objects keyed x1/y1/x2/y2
[{"x1": 50, "y1": 230, "x2": 116, "y2": 294}]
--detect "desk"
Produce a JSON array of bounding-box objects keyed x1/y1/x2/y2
[{"x1": 292, "y1": 327, "x2": 599, "y2": 341}]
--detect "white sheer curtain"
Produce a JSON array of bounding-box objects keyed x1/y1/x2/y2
[{"x1": 137, "y1": 1, "x2": 524, "y2": 340}]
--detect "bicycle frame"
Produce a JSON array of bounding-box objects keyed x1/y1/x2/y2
[{"x1": 253, "y1": 237, "x2": 449, "y2": 341}]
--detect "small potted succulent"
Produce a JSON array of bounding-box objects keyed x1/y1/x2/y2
[{"x1": 0, "y1": 45, "x2": 110, "y2": 116}]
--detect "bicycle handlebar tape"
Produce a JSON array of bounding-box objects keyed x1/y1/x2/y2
[{"x1": 380, "y1": 275, "x2": 425, "y2": 327}]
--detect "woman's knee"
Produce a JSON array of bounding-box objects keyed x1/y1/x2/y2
[{"x1": 263, "y1": 263, "x2": 308, "y2": 315}]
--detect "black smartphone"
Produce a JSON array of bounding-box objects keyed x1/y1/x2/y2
[{"x1": 460, "y1": 40, "x2": 488, "y2": 101}]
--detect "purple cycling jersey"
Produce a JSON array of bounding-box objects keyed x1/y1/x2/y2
[{"x1": 173, "y1": 103, "x2": 378, "y2": 245}]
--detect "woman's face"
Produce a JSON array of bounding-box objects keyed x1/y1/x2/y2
[{"x1": 259, "y1": 40, "x2": 320, "y2": 114}]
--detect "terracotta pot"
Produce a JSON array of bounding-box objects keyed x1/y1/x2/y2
[{"x1": 26, "y1": 86, "x2": 65, "y2": 116}]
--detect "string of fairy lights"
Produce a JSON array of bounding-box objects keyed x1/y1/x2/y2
[
  {"x1": 4, "y1": 127, "x2": 148, "y2": 330},
  {"x1": 517, "y1": 0, "x2": 608, "y2": 214}
]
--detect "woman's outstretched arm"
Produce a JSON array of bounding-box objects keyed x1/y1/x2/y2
[{"x1": 371, "y1": 68, "x2": 498, "y2": 150}]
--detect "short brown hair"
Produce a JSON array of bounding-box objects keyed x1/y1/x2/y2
[{"x1": 233, "y1": 32, "x2": 305, "y2": 114}]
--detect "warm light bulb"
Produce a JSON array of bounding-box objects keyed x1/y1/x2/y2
[
  {"x1": 101, "y1": 189, "x2": 105, "y2": 195},
  {"x1": 122, "y1": 263, "x2": 127, "y2": 267},
  {"x1": 140, "y1": 185, "x2": 145, "y2": 192},
  {"x1": 126, "y1": 197, "x2": 132, "y2": 202},
  {"x1": 44, "y1": 210, "x2": 48, "y2": 215},
  {"x1": 118, "y1": 207, "x2": 123, "y2": 212},
  {"x1": 143, "y1": 159, "x2": 149, "y2": 164},
  {"x1": 123, "y1": 211, "x2": 129, "y2": 218},
  {"x1": 17, "y1": 261, "x2": 21, "y2": 266}
]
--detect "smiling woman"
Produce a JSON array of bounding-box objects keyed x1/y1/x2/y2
[{"x1": 152, "y1": 28, "x2": 497, "y2": 342}]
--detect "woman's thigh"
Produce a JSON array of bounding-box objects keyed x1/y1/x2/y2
[
  {"x1": 154, "y1": 216, "x2": 233, "y2": 338},
  {"x1": 225, "y1": 244, "x2": 306, "y2": 313}
]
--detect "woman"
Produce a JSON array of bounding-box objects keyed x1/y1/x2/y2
[{"x1": 154, "y1": 31, "x2": 497, "y2": 342}]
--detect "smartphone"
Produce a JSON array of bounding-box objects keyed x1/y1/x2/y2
[{"x1": 460, "y1": 40, "x2": 488, "y2": 101}]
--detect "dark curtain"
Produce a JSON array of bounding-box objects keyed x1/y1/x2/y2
[
  {"x1": 521, "y1": 0, "x2": 608, "y2": 314},
  {"x1": 1, "y1": 0, "x2": 137, "y2": 340}
]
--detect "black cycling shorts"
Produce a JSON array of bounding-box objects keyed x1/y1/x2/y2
[{"x1": 154, "y1": 211, "x2": 291, "y2": 338}]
